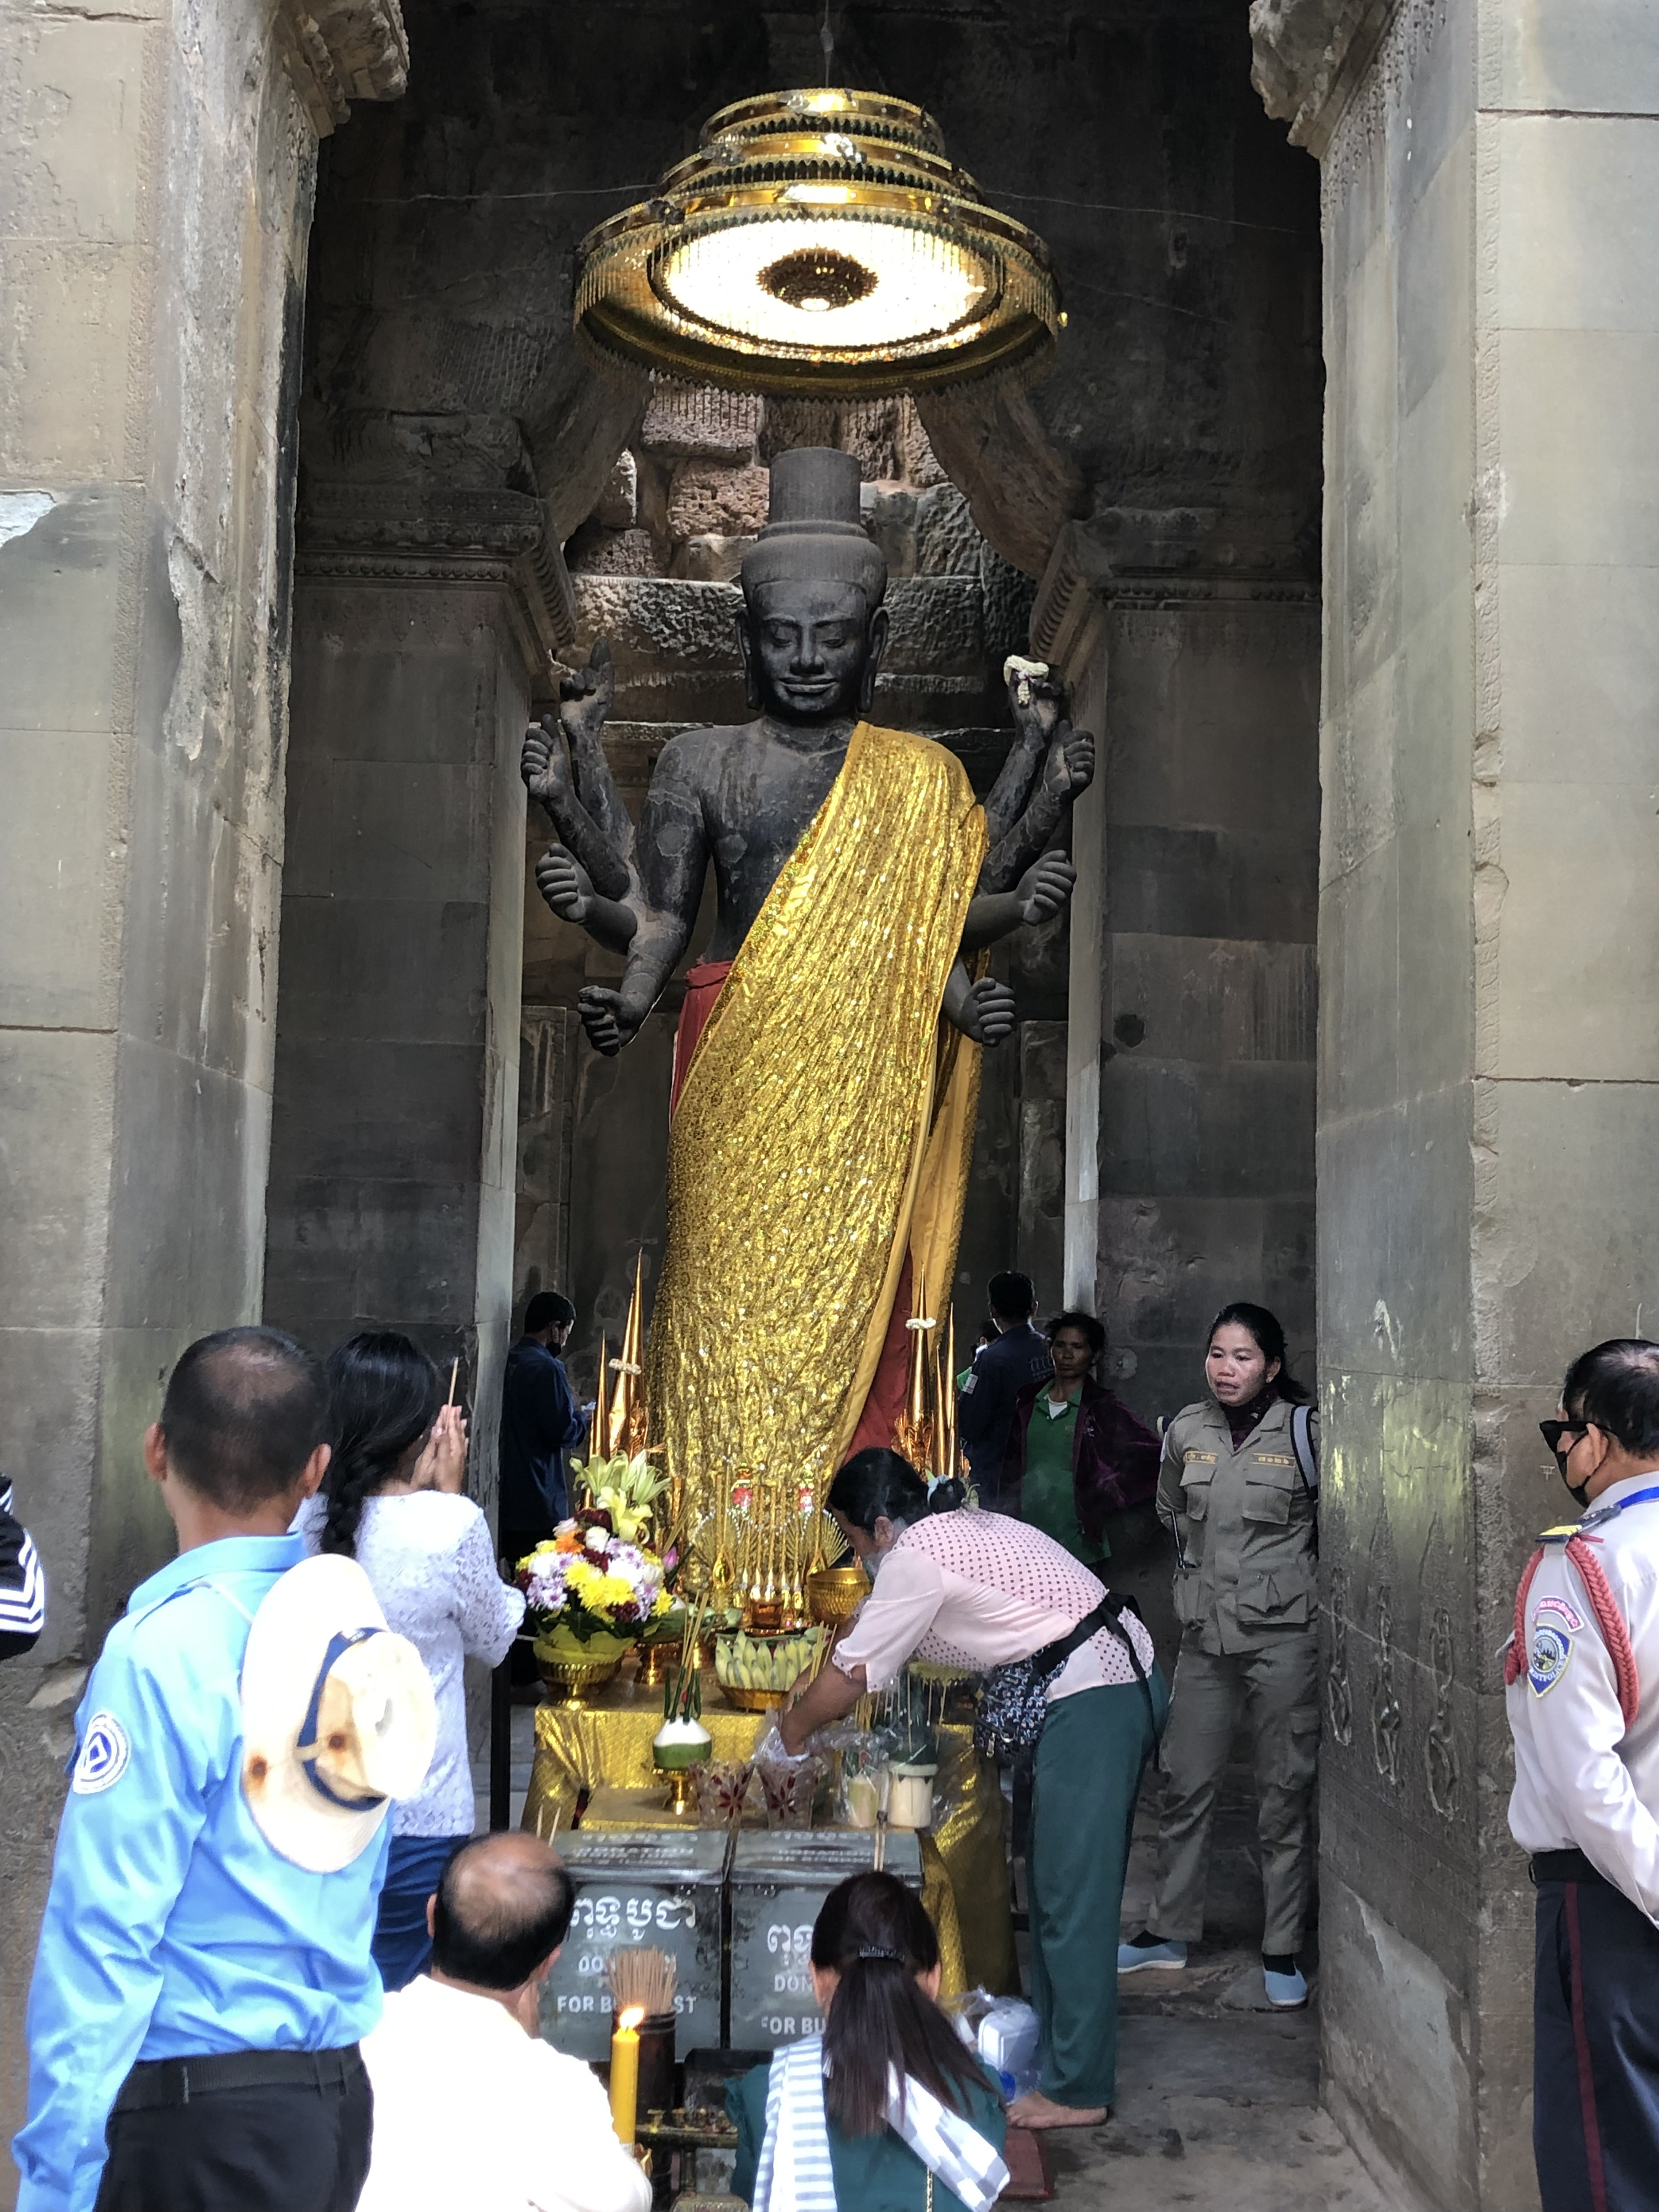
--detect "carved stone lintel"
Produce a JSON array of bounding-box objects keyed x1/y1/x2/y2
[
  {"x1": 277, "y1": 0, "x2": 409, "y2": 139},
  {"x1": 1028, "y1": 519, "x2": 1318, "y2": 678},
  {"x1": 1249, "y1": 0, "x2": 1401, "y2": 156},
  {"x1": 297, "y1": 484, "x2": 578, "y2": 681}
]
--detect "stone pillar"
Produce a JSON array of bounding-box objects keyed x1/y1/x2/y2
[
  {"x1": 1254, "y1": 1, "x2": 1659, "y2": 2203},
  {"x1": 0, "y1": 0, "x2": 404, "y2": 2165},
  {"x1": 1032, "y1": 536, "x2": 1319, "y2": 1421},
  {"x1": 263, "y1": 488, "x2": 570, "y2": 1512}
]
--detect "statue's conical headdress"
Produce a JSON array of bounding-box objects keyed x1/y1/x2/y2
[{"x1": 740, "y1": 447, "x2": 887, "y2": 606}]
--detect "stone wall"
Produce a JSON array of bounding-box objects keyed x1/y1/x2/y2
[
  {"x1": 1260, "y1": 0, "x2": 1659, "y2": 2203},
  {"x1": 0, "y1": 0, "x2": 404, "y2": 2175}
]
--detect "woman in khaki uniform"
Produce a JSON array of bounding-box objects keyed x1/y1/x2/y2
[{"x1": 1117, "y1": 1302, "x2": 1319, "y2": 2008}]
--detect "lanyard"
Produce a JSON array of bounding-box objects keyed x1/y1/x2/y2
[{"x1": 1584, "y1": 1484, "x2": 1659, "y2": 1528}]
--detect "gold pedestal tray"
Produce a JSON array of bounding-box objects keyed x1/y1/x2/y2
[{"x1": 534, "y1": 1631, "x2": 635, "y2": 1707}]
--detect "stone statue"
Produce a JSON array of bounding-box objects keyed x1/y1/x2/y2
[{"x1": 522, "y1": 447, "x2": 1095, "y2": 1533}]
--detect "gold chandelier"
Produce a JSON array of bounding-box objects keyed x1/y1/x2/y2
[{"x1": 573, "y1": 87, "x2": 1062, "y2": 397}]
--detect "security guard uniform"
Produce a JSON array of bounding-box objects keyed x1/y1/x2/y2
[
  {"x1": 12, "y1": 1533, "x2": 389, "y2": 2212},
  {"x1": 1507, "y1": 1473, "x2": 1659, "y2": 2211},
  {"x1": 1147, "y1": 1395, "x2": 1321, "y2": 1955}
]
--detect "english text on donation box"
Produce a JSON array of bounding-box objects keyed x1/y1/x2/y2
[
  {"x1": 540, "y1": 1831, "x2": 727, "y2": 2063},
  {"x1": 726, "y1": 1831, "x2": 923, "y2": 2050}
]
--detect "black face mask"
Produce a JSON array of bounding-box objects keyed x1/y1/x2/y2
[{"x1": 1557, "y1": 1458, "x2": 1592, "y2": 1511}]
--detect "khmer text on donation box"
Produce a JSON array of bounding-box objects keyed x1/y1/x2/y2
[
  {"x1": 539, "y1": 1829, "x2": 727, "y2": 2063},
  {"x1": 726, "y1": 1829, "x2": 924, "y2": 2052}
]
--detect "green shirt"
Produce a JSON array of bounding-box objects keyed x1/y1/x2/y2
[{"x1": 1021, "y1": 1388, "x2": 1107, "y2": 1563}]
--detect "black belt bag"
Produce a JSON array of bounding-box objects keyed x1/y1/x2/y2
[
  {"x1": 973, "y1": 1590, "x2": 1157, "y2": 1766},
  {"x1": 112, "y1": 2045, "x2": 363, "y2": 2112}
]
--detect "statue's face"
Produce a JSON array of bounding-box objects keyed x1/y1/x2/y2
[{"x1": 741, "y1": 578, "x2": 887, "y2": 724}]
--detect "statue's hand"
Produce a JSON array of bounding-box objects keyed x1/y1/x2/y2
[
  {"x1": 1015, "y1": 849, "x2": 1077, "y2": 927},
  {"x1": 1006, "y1": 662, "x2": 1066, "y2": 744},
  {"x1": 1042, "y1": 723, "x2": 1096, "y2": 801},
  {"x1": 535, "y1": 846, "x2": 593, "y2": 926},
  {"x1": 964, "y1": 976, "x2": 1017, "y2": 1048},
  {"x1": 559, "y1": 638, "x2": 615, "y2": 753},
  {"x1": 577, "y1": 984, "x2": 641, "y2": 1057},
  {"x1": 522, "y1": 714, "x2": 575, "y2": 816}
]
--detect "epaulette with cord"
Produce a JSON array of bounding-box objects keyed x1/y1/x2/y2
[{"x1": 1503, "y1": 1488, "x2": 1659, "y2": 1724}]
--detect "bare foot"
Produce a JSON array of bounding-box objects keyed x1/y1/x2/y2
[{"x1": 1009, "y1": 2090, "x2": 1110, "y2": 2130}]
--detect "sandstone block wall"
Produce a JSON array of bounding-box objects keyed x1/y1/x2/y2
[{"x1": 1291, "y1": 0, "x2": 1659, "y2": 2201}]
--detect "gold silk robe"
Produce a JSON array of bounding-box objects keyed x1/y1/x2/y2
[{"x1": 647, "y1": 721, "x2": 988, "y2": 1514}]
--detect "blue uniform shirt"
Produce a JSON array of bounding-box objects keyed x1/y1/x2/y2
[
  {"x1": 957, "y1": 1322, "x2": 1054, "y2": 1508},
  {"x1": 13, "y1": 1534, "x2": 390, "y2": 2212}
]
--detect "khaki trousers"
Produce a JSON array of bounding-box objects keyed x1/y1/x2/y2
[{"x1": 1147, "y1": 1630, "x2": 1319, "y2": 1955}]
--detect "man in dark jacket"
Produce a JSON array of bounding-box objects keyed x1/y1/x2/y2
[
  {"x1": 957, "y1": 1271, "x2": 1055, "y2": 1511},
  {"x1": 499, "y1": 1292, "x2": 588, "y2": 1568},
  {"x1": 1000, "y1": 1311, "x2": 1162, "y2": 1563},
  {"x1": 0, "y1": 1475, "x2": 45, "y2": 1659}
]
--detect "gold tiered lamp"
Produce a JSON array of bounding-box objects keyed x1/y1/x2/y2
[{"x1": 573, "y1": 88, "x2": 1061, "y2": 396}]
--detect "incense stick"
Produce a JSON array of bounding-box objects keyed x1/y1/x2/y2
[
  {"x1": 446, "y1": 1357, "x2": 460, "y2": 1407},
  {"x1": 606, "y1": 1946, "x2": 677, "y2": 2018}
]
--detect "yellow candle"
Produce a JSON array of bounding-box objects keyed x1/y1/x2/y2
[{"x1": 609, "y1": 2005, "x2": 644, "y2": 2144}]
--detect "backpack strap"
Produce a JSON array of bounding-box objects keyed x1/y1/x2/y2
[{"x1": 1290, "y1": 1404, "x2": 1319, "y2": 1496}]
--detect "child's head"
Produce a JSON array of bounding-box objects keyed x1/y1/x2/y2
[{"x1": 149, "y1": 1327, "x2": 332, "y2": 1525}]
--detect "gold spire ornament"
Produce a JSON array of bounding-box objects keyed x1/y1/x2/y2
[
  {"x1": 608, "y1": 1253, "x2": 649, "y2": 1457},
  {"x1": 587, "y1": 1333, "x2": 612, "y2": 1465},
  {"x1": 893, "y1": 1269, "x2": 937, "y2": 1472},
  {"x1": 573, "y1": 88, "x2": 1061, "y2": 397}
]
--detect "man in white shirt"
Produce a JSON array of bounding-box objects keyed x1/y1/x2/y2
[
  {"x1": 357, "y1": 1833, "x2": 651, "y2": 2212},
  {"x1": 1506, "y1": 1338, "x2": 1659, "y2": 2212}
]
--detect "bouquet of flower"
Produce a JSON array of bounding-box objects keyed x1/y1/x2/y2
[
  {"x1": 516, "y1": 1514, "x2": 672, "y2": 1648},
  {"x1": 570, "y1": 1448, "x2": 670, "y2": 1544}
]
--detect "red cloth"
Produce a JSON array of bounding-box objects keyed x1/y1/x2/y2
[
  {"x1": 670, "y1": 961, "x2": 734, "y2": 1116},
  {"x1": 670, "y1": 964, "x2": 912, "y2": 1458}
]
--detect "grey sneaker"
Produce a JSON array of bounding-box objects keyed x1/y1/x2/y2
[{"x1": 1117, "y1": 1936, "x2": 1187, "y2": 1973}]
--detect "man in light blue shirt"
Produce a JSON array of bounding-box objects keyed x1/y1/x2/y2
[{"x1": 13, "y1": 1327, "x2": 394, "y2": 2212}]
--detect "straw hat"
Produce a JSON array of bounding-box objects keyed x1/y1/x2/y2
[{"x1": 241, "y1": 1552, "x2": 437, "y2": 1872}]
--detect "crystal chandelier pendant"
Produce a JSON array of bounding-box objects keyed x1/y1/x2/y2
[{"x1": 573, "y1": 87, "x2": 1062, "y2": 396}]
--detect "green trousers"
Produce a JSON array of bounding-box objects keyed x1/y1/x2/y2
[
  {"x1": 1027, "y1": 1670, "x2": 1168, "y2": 2111},
  {"x1": 1147, "y1": 1630, "x2": 1319, "y2": 1955}
]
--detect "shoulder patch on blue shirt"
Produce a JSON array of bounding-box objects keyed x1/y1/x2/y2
[
  {"x1": 1528, "y1": 1624, "x2": 1573, "y2": 1698},
  {"x1": 71, "y1": 1710, "x2": 131, "y2": 1794}
]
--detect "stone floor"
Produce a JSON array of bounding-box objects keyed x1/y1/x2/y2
[{"x1": 1040, "y1": 1764, "x2": 1388, "y2": 2209}]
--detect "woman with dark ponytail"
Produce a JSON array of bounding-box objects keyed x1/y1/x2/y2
[
  {"x1": 729, "y1": 1872, "x2": 1006, "y2": 2211},
  {"x1": 295, "y1": 1332, "x2": 524, "y2": 1988}
]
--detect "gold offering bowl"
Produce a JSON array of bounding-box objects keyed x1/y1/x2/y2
[
  {"x1": 805, "y1": 1564, "x2": 870, "y2": 1625},
  {"x1": 635, "y1": 1641, "x2": 676, "y2": 1689},
  {"x1": 720, "y1": 1682, "x2": 788, "y2": 1712},
  {"x1": 534, "y1": 1632, "x2": 635, "y2": 1706}
]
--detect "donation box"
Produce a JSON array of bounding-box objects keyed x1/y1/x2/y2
[
  {"x1": 540, "y1": 1829, "x2": 728, "y2": 2062},
  {"x1": 726, "y1": 1829, "x2": 924, "y2": 2052}
]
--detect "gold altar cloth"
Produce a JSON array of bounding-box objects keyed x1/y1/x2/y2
[
  {"x1": 523, "y1": 1668, "x2": 1016, "y2": 1996},
  {"x1": 648, "y1": 722, "x2": 987, "y2": 1514}
]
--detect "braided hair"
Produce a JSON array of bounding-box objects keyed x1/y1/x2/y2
[
  {"x1": 814, "y1": 1872, "x2": 992, "y2": 2136},
  {"x1": 319, "y1": 1332, "x2": 442, "y2": 1557}
]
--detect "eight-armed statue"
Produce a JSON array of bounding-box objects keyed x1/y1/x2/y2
[{"x1": 521, "y1": 447, "x2": 1095, "y2": 1512}]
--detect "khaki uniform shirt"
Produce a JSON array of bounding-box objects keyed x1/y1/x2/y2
[{"x1": 1157, "y1": 1396, "x2": 1319, "y2": 1655}]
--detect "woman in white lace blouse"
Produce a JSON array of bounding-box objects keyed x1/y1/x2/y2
[{"x1": 296, "y1": 1332, "x2": 525, "y2": 1989}]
